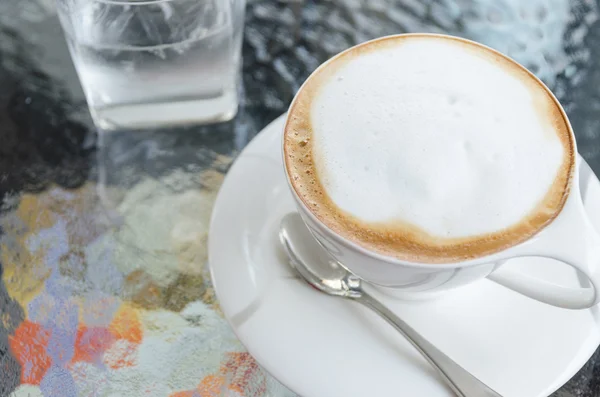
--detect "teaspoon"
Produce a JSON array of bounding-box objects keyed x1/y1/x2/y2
[{"x1": 279, "y1": 213, "x2": 503, "y2": 397}]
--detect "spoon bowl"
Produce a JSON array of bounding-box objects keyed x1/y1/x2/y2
[{"x1": 279, "y1": 213, "x2": 361, "y2": 298}]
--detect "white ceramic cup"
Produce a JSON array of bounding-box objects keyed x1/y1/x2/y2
[{"x1": 282, "y1": 34, "x2": 600, "y2": 310}]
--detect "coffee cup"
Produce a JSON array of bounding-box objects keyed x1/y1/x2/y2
[{"x1": 282, "y1": 33, "x2": 600, "y2": 309}]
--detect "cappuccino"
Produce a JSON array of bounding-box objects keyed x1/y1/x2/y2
[{"x1": 284, "y1": 34, "x2": 574, "y2": 263}]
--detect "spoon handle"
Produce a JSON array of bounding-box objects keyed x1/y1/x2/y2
[{"x1": 357, "y1": 292, "x2": 503, "y2": 397}]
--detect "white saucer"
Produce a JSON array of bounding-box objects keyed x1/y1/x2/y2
[{"x1": 209, "y1": 115, "x2": 600, "y2": 397}]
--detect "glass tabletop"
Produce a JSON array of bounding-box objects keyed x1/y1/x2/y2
[{"x1": 1, "y1": 1, "x2": 599, "y2": 396}]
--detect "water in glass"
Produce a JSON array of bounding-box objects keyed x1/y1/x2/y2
[{"x1": 58, "y1": 0, "x2": 244, "y2": 129}]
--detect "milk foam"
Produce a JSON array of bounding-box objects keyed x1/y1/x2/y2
[{"x1": 310, "y1": 38, "x2": 565, "y2": 238}]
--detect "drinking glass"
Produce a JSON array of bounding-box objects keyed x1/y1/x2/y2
[{"x1": 56, "y1": 0, "x2": 245, "y2": 130}]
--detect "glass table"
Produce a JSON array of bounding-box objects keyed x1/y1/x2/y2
[{"x1": 0, "y1": 1, "x2": 599, "y2": 396}]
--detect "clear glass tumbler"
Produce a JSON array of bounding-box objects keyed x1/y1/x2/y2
[{"x1": 56, "y1": 0, "x2": 245, "y2": 130}]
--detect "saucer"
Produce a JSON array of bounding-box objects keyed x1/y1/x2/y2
[{"x1": 209, "y1": 115, "x2": 600, "y2": 397}]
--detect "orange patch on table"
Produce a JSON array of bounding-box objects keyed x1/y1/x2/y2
[
  {"x1": 108, "y1": 304, "x2": 143, "y2": 344},
  {"x1": 192, "y1": 352, "x2": 266, "y2": 397},
  {"x1": 198, "y1": 374, "x2": 226, "y2": 397},
  {"x1": 8, "y1": 321, "x2": 52, "y2": 385},
  {"x1": 221, "y1": 352, "x2": 266, "y2": 395},
  {"x1": 72, "y1": 326, "x2": 116, "y2": 363}
]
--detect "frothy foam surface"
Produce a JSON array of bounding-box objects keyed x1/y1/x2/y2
[{"x1": 284, "y1": 35, "x2": 573, "y2": 263}]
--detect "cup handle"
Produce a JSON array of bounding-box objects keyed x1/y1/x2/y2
[{"x1": 488, "y1": 184, "x2": 600, "y2": 310}]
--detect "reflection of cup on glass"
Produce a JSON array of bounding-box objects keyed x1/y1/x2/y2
[
  {"x1": 56, "y1": 0, "x2": 245, "y2": 130},
  {"x1": 283, "y1": 33, "x2": 600, "y2": 309}
]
